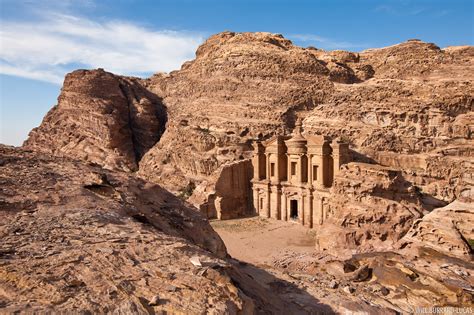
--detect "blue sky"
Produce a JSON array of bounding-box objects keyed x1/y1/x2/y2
[{"x1": 1, "y1": 0, "x2": 473, "y2": 146}]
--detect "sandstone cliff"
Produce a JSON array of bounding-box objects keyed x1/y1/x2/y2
[
  {"x1": 24, "y1": 69, "x2": 167, "y2": 172},
  {"x1": 1, "y1": 145, "x2": 325, "y2": 313},
  {"x1": 23, "y1": 32, "x2": 473, "y2": 253},
  {"x1": 316, "y1": 163, "x2": 426, "y2": 256},
  {"x1": 138, "y1": 32, "x2": 335, "y2": 190}
]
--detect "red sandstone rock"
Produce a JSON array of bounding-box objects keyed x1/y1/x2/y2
[
  {"x1": 8, "y1": 31, "x2": 474, "y2": 312},
  {"x1": 0, "y1": 145, "x2": 313, "y2": 313},
  {"x1": 24, "y1": 69, "x2": 166, "y2": 172},
  {"x1": 22, "y1": 31, "x2": 473, "y2": 256},
  {"x1": 315, "y1": 162, "x2": 426, "y2": 256}
]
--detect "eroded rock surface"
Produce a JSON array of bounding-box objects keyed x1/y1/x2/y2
[
  {"x1": 400, "y1": 199, "x2": 474, "y2": 259},
  {"x1": 189, "y1": 159, "x2": 253, "y2": 219},
  {"x1": 24, "y1": 69, "x2": 166, "y2": 172},
  {"x1": 138, "y1": 32, "x2": 335, "y2": 191},
  {"x1": 24, "y1": 33, "x2": 473, "y2": 209},
  {"x1": 316, "y1": 163, "x2": 426, "y2": 256},
  {"x1": 21, "y1": 31, "x2": 474, "y2": 269},
  {"x1": 0, "y1": 145, "x2": 312, "y2": 313}
]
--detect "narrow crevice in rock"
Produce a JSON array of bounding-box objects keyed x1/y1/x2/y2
[
  {"x1": 118, "y1": 78, "x2": 168, "y2": 166},
  {"x1": 118, "y1": 81, "x2": 141, "y2": 165}
]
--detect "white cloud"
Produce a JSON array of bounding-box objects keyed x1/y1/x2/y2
[
  {"x1": 0, "y1": 12, "x2": 204, "y2": 84},
  {"x1": 289, "y1": 34, "x2": 370, "y2": 50}
]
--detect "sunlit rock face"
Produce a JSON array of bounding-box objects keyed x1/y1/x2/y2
[
  {"x1": 24, "y1": 32, "x2": 473, "y2": 251},
  {"x1": 24, "y1": 69, "x2": 166, "y2": 172},
  {"x1": 138, "y1": 31, "x2": 336, "y2": 191},
  {"x1": 12, "y1": 31, "x2": 474, "y2": 313},
  {"x1": 315, "y1": 162, "x2": 427, "y2": 256}
]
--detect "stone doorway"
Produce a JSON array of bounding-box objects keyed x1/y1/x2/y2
[{"x1": 290, "y1": 200, "x2": 298, "y2": 219}]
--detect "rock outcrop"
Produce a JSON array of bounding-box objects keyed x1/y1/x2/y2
[
  {"x1": 23, "y1": 31, "x2": 473, "y2": 251},
  {"x1": 24, "y1": 69, "x2": 166, "y2": 172},
  {"x1": 303, "y1": 43, "x2": 473, "y2": 203},
  {"x1": 1, "y1": 145, "x2": 326, "y2": 313},
  {"x1": 400, "y1": 199, "x2": 474, "y2": 259},
  {"x1": 315, "y1": 163, "x2": 426, "y2": 256},
  {"x1": 189, "y1": 159, "x2": 253, "y2": 219},
  {"x1": 0, "y1": 145, "x2": 238, "y2": 313},
  {"x1": 138, "y1": 31, "x2": 336, "y2": 192}
]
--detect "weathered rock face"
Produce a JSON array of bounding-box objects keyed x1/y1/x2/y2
[
  {"x1": 24, "y1": 69, "x2": 166, "y2": 172},
  {"x1": 303, "y1": 43, "x2": 474, "y2": 203},
  {"x1": 138, "y1": 33, "x2": 472, "y2": 217},
  {"x1": 400, "y1": 200, "x2": 474, "y2": 259},
  {"x1": 316, "y1": 163, "x2": 426, "y2": 256},
  {"x1": 0, "y1": 146, "x2": 240, "y2": 313},
  {"x1": 189, "y1": 159, "x2": 253, "y2": 219},
  {"x1": 23, "y1": 32, "x2": 473, "y2": 251},
  {"x1": 272, "y1": 248, "x2": 474, "y2": 313},
  {"x1": 24, "y1": 34, "x2": 473, "y2": 197},
  {"x1": 138, "y1": 32, "x2": 336, "y2": 191},
  {"x1": 1, "y1": 145, "x2": 317, "y2": 313}
]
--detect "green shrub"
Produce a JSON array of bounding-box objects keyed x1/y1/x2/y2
[
  {"x1": 178, "y1": 181, "x2": 196, "y2": 200},
  {"x1": 196, "y1": 126, "x2": 210, "y2": 134},
  {"x1": 468, "y1": 239, "x2": 474, "y2": 251}
]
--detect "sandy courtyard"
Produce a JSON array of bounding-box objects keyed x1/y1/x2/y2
[{"x1": 211, "y1": 216, "x2": 316, "y2": 266}]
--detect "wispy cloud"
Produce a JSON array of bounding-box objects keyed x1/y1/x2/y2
[
  {"x1": 375, "y1": 4, "x2": 426, "y2": 16},
  {"x1": 289, "y1": 34, "x2": 370, "y2": 50},
  {"x1": 0, "y1": 12, "x2": 204, "y2": 84},
  {"x1": 374, "y1": 3, "x2": 448, "y2": 17}
]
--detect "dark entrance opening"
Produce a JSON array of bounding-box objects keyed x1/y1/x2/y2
[{"x1": 290, "y1": 200, "x2": 298, "y2": 219}]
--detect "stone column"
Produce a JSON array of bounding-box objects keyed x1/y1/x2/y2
[
  {"x1": 321, "y1": 197, "x2": 326, "y2": 223},
  {"x1": 315, "y1": 153, "x2": 325, "y2": 188},
  {"x1": 288, "y1": 155, "x2": 295, "y2": 184},
  {"x1": 253, "y1": 189, "x2": 259, "y2": 214},
  {"x1": 300, "y1": 193, "x2": 305, "y2": 226},
  {"x1": 253, "y1": 141, "x2": 266, "y2": 180},
  {"x1": 297, "y1": 154, "x2": 303, "y2": 183},
  {"x1": 281, "y1": 192, "x2": 287, "y2": 221},
  {"x1": 265, "y1": 153, "x2": 271, "y2": 180},
  {"x1": 312, "y1": 194, "x2": 319, "y2": 226},
  {"x1": 270, "y1": 186, "x2": 281, "y2": 220},
  {"x1": 308, "y1": 154, "x2": 313, "y2": 186},
  {"x1": 265, "y1": 187, "x2": 270, "y2": 218},
  {"x1": 307, "y1": 193, "x2": 313, "y2": 228},
  {"x1": 318, "y1": 197, "x2": 324, "y2": 224}
]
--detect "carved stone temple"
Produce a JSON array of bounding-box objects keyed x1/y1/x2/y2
[{"x1": 251, "y1": 120, "x2": 350, "y2": 228}]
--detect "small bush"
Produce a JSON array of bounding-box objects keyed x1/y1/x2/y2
[
  {"x1": 468, "y1": 239, "x2": 474, "y2": 251},
  {"x1": 197, "y1": 126, "x2": 210, "y2": 134},
  {"x1": 178, "y1": 181, "x2": 196, "y2": 200}
]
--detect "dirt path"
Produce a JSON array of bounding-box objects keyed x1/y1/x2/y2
[
  {"x1": 211, "y1": 216, "x2": 399, "y2": 314},
  {"x1": 211, "y1": 217, "x2": 316, "y2": 265}
]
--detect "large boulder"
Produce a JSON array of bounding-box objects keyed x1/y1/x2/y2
[
  {"x1": 399, "y1": 200, "x2": 474, "y2": 259},
  {"x1": 315, "y1": 163, "x2": 426, "y2": 256}
]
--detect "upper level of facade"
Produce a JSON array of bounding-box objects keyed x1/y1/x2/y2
[{"x1": 252, "y1": 120, "x2": 350, "y2": 189}]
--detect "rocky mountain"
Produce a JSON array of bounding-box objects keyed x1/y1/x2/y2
[
  {"x1": 2, "y1": 145, "x2": 330, "y2": 314},
  {"x1": 25, "y1": 69, "x2": 167, "y2": 172},
  {"x1": 5, "y1": 31, "x2": 474, "y2": 312},
  {"x1": 23, "y1": 31, "x2": 472, "y2": 254}
]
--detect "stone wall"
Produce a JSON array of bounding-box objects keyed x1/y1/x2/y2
[{"x1": 189, "y1": 159, "x2": 253, "y2": 219}]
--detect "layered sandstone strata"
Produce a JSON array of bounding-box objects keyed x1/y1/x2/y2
[
  {"x1": 315, "y1": 162, "x2": 426, "y2": 256},
  {"x1": 1, "y1": 145, "x2": 316, "y2": 313},
  {"x1": 23, "y1": 32, "x2": 473, "y2": 247},
  {"x1": 24, "y1": 69, "x2": 166, "y2": 172}
]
